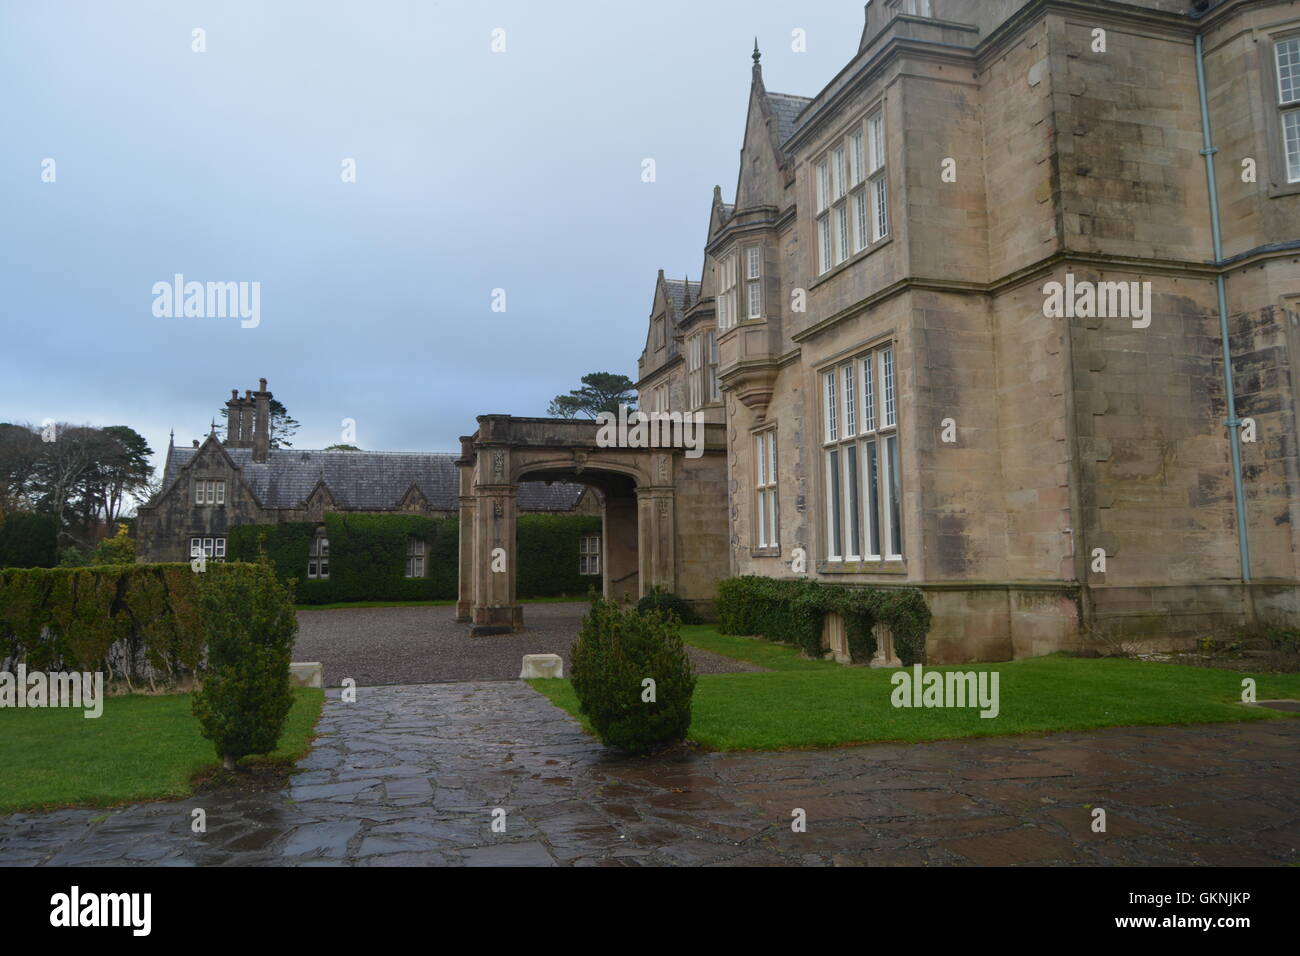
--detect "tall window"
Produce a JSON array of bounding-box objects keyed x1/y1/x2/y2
[
  {"x1": 579, "y1": 534, "x2": 601, "y2": 575},
  {"x1": 718, "y1": 253, "x2": 738, "y2": 331},
  {"x1": 308, "y1": 530, "x2": 329, "y2": 579},
  {"x1": 654, "y1": 317, "x2": 666, "y2": 350},
  {"x1": 189, "y1": 536, "x2": 226, "y2": 561},
  {"x1": 823, "y1": 346, "x2": 902, "y2": 562},
  {"x1": 651, "y1": 383, "x2": 670, "y2": 412},
  {"x1": 707, "y1": 330, "x2": 720, "y2": 402},
  {"x1": 1278, "y1": 37, "x2": 1300, "y2": 183},
  {"x1": 817, "y1": 110, "x2": 887, "y2": 275},
  {"x1": 406, "y1": 535, "x2": 425, "y2": 578},
  {"x1": 194, "y1": 479, "x2": 225, "y2": 505},
  {"x1": 754, "y1": 430, "x2": 779, "y2": 549},
  {"x1": 746, "y1": 246, "x2": 763, "y2": 319},
  {"x1": 687, "y1": 331, "x2": 720, "y2": 409}
]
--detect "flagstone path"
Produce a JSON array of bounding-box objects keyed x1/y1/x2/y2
[{"x1": 1, "y1": 681, "x2": 1296, "y2": 866}]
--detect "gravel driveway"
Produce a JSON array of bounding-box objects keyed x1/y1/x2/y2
[{"x1": 293, "y1": 602, "x2": 764, "y2": 686}]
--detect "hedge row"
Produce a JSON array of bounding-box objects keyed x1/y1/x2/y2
[
  {"x1": 0, "y1": 563, "x2": 263, "y2": 687},
  {"x1": 0, "y1": 512, "x2": 59, "y2": 568},
  {"x1": 227, "y1": 513, "x2": 602, "y2": 604},
  {"x1": 716, "y1": 576, "x2": 930, "y2": 665}
]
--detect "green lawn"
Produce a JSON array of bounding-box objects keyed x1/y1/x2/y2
[
  {"x1": 296, "y1": 596, "x2": 587, "y2": 611},
  {"x1": 530, "y1": 626, "x2": 1300, "y2": 751},
  {"x1": 0, "y1": 687, "x2": 324, "y2": 813}
]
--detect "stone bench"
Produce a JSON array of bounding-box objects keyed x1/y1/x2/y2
[
  {"x1": 519, "y1": 654, "x2": 564, "y2": 679},
  {"x1": 290, "y1": 662, "x2": 324, "y2": 688}
]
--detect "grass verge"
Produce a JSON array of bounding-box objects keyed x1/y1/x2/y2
[
  {"x1": 530, "y1": 627, "x2": 1300, "y2": 751},
  {"x1": 0, "y1": 687, "x2": 325, "y2": 813}
]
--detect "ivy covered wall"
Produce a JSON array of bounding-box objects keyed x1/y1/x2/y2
[{"x1": 226, "y1": 512, "x2": 601, "y2": 604}]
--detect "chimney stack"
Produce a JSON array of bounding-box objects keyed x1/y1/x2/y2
[
  {"x1": 253, "y1": 378, "x2": 272, "y2": 463},
  {"x1": 224, "y1": 389, "x2": 242, "y2": 445}
]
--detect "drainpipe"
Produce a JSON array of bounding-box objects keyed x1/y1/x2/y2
[{"x1": 1194, "y1": 32, "x2": 1252, "y2": 587}]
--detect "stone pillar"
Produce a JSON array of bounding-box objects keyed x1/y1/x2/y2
[
  {"x1": 470, "y1": 445, "x2": 523, "y2": 634},
  {"x1": 636, "y1": 485, "x2": 676, "y2": 598},
  {"x1": 603, "y1": 492, "x2": 639, "y2": 605},
  {"x1": 455, "y1": 436, "x2": 476, "y2": 622}
]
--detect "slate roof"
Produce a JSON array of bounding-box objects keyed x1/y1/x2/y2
[
  {"x1": 162, "y1": 446, "x2": 587, "y2": 512},
  {"x1": 664, "y1": 278, "x2": 701, "y2": 315},
  {"x1": 767, "y1": 91, "x2": 812, "y2": 149}
]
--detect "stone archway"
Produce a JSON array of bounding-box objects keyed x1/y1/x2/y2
[{"x1": 454, "y1": 415, "x2": 728, "y2": 634}]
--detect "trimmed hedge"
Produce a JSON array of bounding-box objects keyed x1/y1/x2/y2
[
  {"x1": 191, "y1": 560, "x2": 297, "y2": 769},
  {"x1": 570, "y1": 596, "x2": 697, "y2": 755},
  {"x1": 0, "y1": 512, "x2": 59, "y2": 569},
  {"x1": 0, "y1": 563, "x2": 268, "y2": 688},
  {"x1": 716, "y1": 575, "x2": 930, "y2": 665},
  {"x1": 227, "y1": 512, "x2": 601, "y2": 604},
  {"x1": 636, "y1": 587, "x2": 697, "y2": 624},
  {"x1": 517, "y1": 514, "x2": 603, "y2": 598},
  {"x1": 0, "y1": 560, "x2": 299, "y2": 766}
]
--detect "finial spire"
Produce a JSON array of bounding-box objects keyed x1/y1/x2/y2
[{"x1": 752, "y1": 38, "x2": 761, "y2": 65}]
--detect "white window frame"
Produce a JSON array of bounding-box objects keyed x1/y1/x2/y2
[
  {"x1": 892, "y1": 0, "x2": 933, "y2": 16},
  {"x1": 190, "y1": 536, "x2": 226, "y2": 561},
  {"x1": 579, "y1": 533, "x2": 601, "y2": 575},
  {"x1": 308, "y1": 530, "x2": 330, "y2": 579},
  {"x1": 816, "y1": 111, "x2": 886, "y2": 275},
  {"x1": 687, "y1": 333, "x2": 704, "y2": 410},
  {"x1": 755, "y1": 429, "x2": 779, "y2": 549},
  {"x1": 194, "y1": 479, "x2": 226, "y2": 506},
  {"x1": 746, "y1": 246, "x2": 763, "y2": 319},
  {"x1": 822, "y1": 346, "x2": 903, "y2": 564},
  {"x1": 718, "y1": 253, "x2": 738, "y2": 331},
  {"x1": 707, "y1": 330, "x2": 720, "y2": 402},
  {"x1": 405, "y1": 535, "x2": 426, "y2": 578},
  {"x1": 1277, "y1": 37, "x2": 1300, "y2": 183}
]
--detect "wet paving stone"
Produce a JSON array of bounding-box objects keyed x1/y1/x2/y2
[{"x1": 1, "y1": 680, "x2": 1297, "y2": 866}]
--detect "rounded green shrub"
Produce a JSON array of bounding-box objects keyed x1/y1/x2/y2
[
  {"x1": 570, "y1": 596, "x2": 697, "y2": 755},
  {"x1": 191, "y1": 559, "x2": 297, "y2": 770},
  {"x1": 636, "y1": 586, "x2": 696, "y2": 624}
]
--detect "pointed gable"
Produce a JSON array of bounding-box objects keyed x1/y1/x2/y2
[{"x1": 734, "y1": 46, "x2": 809, "y2": 209}]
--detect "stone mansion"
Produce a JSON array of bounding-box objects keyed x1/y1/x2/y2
[{"x1": 622, "y1": 0, "x2": 1300, "y2": 660}]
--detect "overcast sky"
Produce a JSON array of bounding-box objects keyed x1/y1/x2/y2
[{"x1": 0, "y1": 0, "x2": 865, "y2": 472}]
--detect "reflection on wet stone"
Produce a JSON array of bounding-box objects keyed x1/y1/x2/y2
[{"x1": 0, "y1": 680, "x2": 1296, "y2": 866}]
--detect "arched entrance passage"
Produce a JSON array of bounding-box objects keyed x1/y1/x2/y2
[{"x1": 454, "y1": 415, "x2": 727, "y2": 633}]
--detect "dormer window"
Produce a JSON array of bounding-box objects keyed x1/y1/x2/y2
[{"x1": 194, "y1": 479, "x2": 225, "y2": 506}]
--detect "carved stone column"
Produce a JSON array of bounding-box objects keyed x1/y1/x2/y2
[
  {"x1": 455, "y1": 436, "x2": 476, "y2": 622},
  {"x1": 636, "y1": 472, "x2": 676, "y2": 598},
  {"x1": 471, "y1": 445, "x2": 522, "y2": 634}
]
